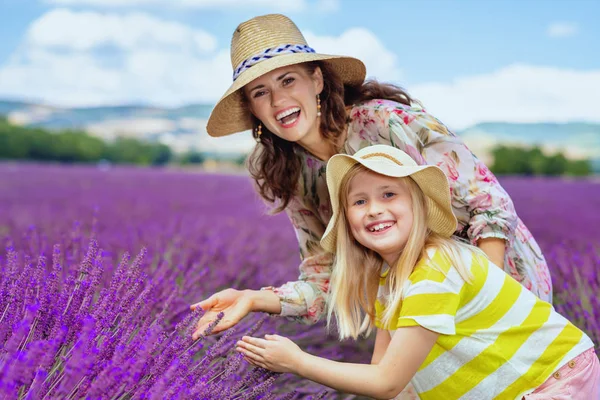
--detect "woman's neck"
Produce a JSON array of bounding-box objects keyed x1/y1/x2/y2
[{"x1": 299, "y1": 125, "x2": 349, "y2": 162}]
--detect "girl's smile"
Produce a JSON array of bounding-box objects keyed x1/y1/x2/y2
[
  {"x1": 346, "y1": 171, "x2": 413, "y2": 265},
  {"x1": 366, "y1": 220, "x2": 396, "y2": 234}
]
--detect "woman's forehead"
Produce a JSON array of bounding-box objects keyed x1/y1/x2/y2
[{"x1": 245, "y1": 64, "x2": 308, "y2": 89}]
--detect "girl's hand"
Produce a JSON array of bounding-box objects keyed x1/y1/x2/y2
[
  {"x1": 236, "y1": 334, "x2": 304, "y2": 374},
  {"x1": 190, "y1": 288, "x2": 253, "y2": 339}
]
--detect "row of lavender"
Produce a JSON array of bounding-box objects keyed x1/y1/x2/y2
[{"x1": 0, "y1": 163, "x2": 598, "y2": 398}]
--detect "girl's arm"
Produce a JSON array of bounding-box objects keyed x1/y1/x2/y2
[
  {"x1": 237, "y1": 326, "x2": 438, "y2": 399},
  {"x1": 371, "y1": 328, "x2": 391, "y2": 364}
]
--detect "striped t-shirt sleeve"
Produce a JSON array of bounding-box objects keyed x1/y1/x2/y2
[{"x1": 397, "y1": 254, "x2": 467, "y2": 335}]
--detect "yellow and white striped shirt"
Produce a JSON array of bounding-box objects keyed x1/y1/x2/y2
[{"x1": 375, "y1": 247, "x2": 594, "y2": 400}]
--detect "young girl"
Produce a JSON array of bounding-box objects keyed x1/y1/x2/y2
[{"x1": 236, "y1": 145, "x2": 599, "y2": 399}]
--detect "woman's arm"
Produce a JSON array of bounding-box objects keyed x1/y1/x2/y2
[
  {"x1": 265, "y1": 194, "x2": 333, "y2": 324},
  {"x1": 381, "y1": 104, "x2": 517, "y2": 268},
  {"x1": 237, "y1": 326, "x2": 438, "y2": 399},
  {"x1": 371, "y1": 328, "x2": 391, "y2": 364},
  {"x1": 477, "y1": 237, "x2": 506, "y2": 268},
  {"x1": 190, "y1": 182, "x2": 332, "y2": 336}
]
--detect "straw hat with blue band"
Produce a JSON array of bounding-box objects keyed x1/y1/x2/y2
[
  {"x1": 320, "y1": 145, "x2": 458, "y2": 254},
  {"x1": 206, "y1": 13, "x2": 367, "y2": 137}
]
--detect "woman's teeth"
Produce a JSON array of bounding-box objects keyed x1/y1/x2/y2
[{"x1": 276, "y1": 107, "x2": 300, "y2": 125}]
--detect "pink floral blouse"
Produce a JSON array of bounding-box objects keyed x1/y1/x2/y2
[{"x1": 271, "y1": 99, "x2": 552, "y2": 324}]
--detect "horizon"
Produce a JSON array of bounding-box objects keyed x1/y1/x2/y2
[{"x1": 1, "y1": 0, "x2": 599, "y2": 130}]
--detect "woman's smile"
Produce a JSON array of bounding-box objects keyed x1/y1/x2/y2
[{"x1": 275, "y1": 107, "x2": 301, "y2": 127}]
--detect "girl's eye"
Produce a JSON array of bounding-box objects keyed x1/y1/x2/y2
[
  {"x1": 354, "y1": 199, "x2": 366, "y2": 206},
  {"x1": 384, "y1": 192, "x2": 395, "y2": 198},
  {"x1": 283, "y1": 77, "x2": 295, "y2": 86}
]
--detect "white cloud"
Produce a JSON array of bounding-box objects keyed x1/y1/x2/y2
[
  {"x1": 45, "y1": 0, "x2": 307, "y2": 12},
  {"x1": 0, "y1": 10, "x2": 399, "y2": 107},
  {"x1": 0, "y1": 9, "x2": 230, "y2": 106},
  {"x1": 316, "y1": 0, "x2": 340, "y2": 12},
  {"x1": 26, "y1": 8, "x2": 217, "y2": 52},
  {"x1": 5, "y1": 9, "x2": 599, "y2": 134},
  {"x1": 547, "y1": 22, "x2": 579, "y2": 38},
  {"x1": 305, "y1": 28, "x2": 403, "y2": 82},
  {"x1": 409, "y1": 64, "x2": 600, "y2": 130}
]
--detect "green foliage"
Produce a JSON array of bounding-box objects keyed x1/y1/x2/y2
[
  {"x1": 491, "y1": 145, "x2": 591, "y2": 176},
  {"x1": 0, "y1": 117, "x2": 172, "y2": 166},
  {"x1": 179, "y1": 151, "x2": 205, "y2": 165}
]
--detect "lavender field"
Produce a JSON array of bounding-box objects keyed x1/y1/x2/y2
[{"x1": 0, "y1": 163, "x2": 599, "y2": 399}]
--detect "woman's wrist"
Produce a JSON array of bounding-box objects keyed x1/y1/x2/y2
[{"x1": 245, "y1": 288, "x2": 282, "y2": 315}]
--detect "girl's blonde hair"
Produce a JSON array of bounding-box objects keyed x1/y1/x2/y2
[{"x1": 327, "y1": 164, "x2": 482, "y2": 340}]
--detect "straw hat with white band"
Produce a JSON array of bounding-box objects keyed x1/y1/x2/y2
[
  {"x1": 206, "y1": 14, "x2": 366, "y2": 137},
  {"x1": 320, "y1": 145, "x2": 458, "y2": 253}
]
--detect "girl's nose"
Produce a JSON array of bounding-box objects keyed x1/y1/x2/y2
[{"x1": 368, "y1": 201, "x2": 384, "y2": 216}]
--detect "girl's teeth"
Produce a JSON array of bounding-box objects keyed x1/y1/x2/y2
[{"x1": 370, "y1": 223, "x2": 392, "y2": 232}]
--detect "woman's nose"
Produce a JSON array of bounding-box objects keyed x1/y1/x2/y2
[{"x1": 270, "y1": 88, "x2": 285, "y2": 107}]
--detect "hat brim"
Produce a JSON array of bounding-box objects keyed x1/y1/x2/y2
[
  {"x1": 206, "y1": 53, "x2": 366, "y2": 137},
  {"x1": 320, "y1": 153, "x2": 458, "y2": 254}
]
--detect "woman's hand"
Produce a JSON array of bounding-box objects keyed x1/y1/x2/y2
[
  {"x1": 236, "y1": 334, "x2": 304, "y2": 374},
  {"x1": 190, "y1": 288, "x2": 254, "y2": 339}
]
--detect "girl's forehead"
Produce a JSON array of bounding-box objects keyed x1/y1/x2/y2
[{"x1": 349, "y1": 170, "x2": 403, "y2": 190}]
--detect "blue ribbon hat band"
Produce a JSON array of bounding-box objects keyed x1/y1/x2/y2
[{"x1": 232, "y1": 44, "x2": 316, "y2": 81}]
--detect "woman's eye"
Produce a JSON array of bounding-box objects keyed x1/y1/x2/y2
[
  {"x1": 253, "y1": 90, "x2": 266, "y2": 98},
  {"x1": 283, "y1": 77, "x2": 295, "y2": 86},
  {"x1": 384, "y1": 192, "x2": 395, "y2": 198}
]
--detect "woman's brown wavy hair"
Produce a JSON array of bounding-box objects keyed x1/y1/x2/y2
[{"x1": 245, "y1": 61, "x2": 414, "y2": 213}]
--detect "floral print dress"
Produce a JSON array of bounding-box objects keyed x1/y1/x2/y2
[{"x1": 270, "y1": 99, "x2": 552, "y2": 324}]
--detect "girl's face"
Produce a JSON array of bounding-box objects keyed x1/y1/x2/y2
[
  {"x1": 244, "y1": 64, "x2": 323, "y2": 146},
  {"x1": 346, "y1": 171, "x2": 413, "y2": 265}
]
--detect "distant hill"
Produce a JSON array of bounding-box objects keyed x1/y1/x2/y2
[
  {"x1": 1, "y1": 99, "x2": 598, "y2": 170},
  {"x1": 456, "y1": 122, "x2": 600, "y2": 172}
]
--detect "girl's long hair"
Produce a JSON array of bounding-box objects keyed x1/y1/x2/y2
[
  {"x1": 246, "y1": 61, "x2": 414, "y2": 213},
  {"x1": 327, "y1": 165, "x2": 480, "y2": 340}
]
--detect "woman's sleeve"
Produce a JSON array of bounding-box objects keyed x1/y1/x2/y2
[
  {"x1": 267, "y1": 194, "x2": 333, "y2": 325},
  {"x1": 381, "y1": 104, "x2": 518, "y2": 244}
]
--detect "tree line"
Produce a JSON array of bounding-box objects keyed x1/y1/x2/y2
[
  {"x1": 0, "y1": 116, "x2": 592, "y2": 175},
  {"x1": 0, "y1": 116, "x2": 175, "y2": 166},
  {"x1": 490, "y1": 145, "x2": 591, "y2": 176}
]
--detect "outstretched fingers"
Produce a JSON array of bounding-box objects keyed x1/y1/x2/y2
[
  {"x1": 236, "y1": 336, "x2": 267, "y2": 362},
  {"x1": 190, "y1": 294, "x2": 218, "y2": 311}
]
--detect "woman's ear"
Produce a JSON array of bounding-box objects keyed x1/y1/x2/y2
[{"x1": 312, "y1": 66, "x2": 324, "y2": 94}]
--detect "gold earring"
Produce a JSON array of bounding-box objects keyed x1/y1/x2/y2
[
  {"x1": 255, "y1": 123, "x2": 262, "y2": 143},
  {"x1": 317, "y1": 94, "x2": 322, "y2": 117}
]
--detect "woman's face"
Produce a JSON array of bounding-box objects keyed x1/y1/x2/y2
[
  {"x1": 244, "y1": 64, "x2": 323, "y2": 145},
  {"x1": 345, "y1": 171, "x2": 413, "y2": 265}
]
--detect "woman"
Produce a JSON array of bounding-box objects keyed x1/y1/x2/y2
[{"x1": 192, "y1": 13, "x2": 551, "y2": 339}]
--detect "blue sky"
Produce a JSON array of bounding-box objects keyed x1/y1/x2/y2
[{"x1": 0, "y1": 0, "x2": 599, "y2": 128}]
